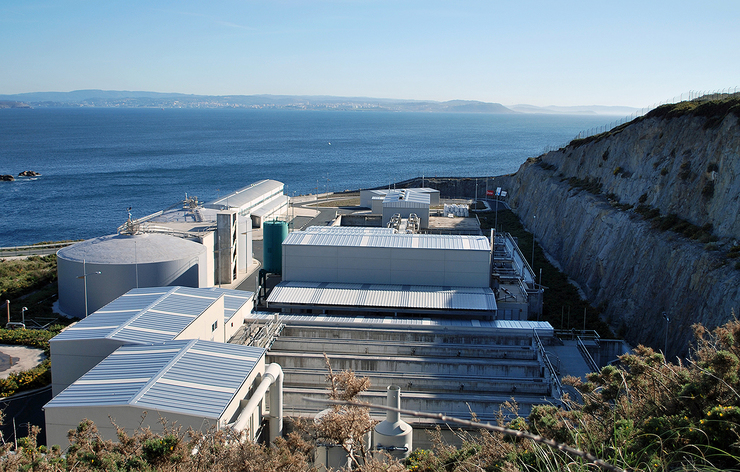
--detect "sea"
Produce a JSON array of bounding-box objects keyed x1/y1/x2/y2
[{"x1": 0, "y1": 108, "x2": 613, "y2": 247}]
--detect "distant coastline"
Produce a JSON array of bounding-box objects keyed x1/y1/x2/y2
[{"x1": 0, "y1": 90, "x2": 638, "y2": 115}]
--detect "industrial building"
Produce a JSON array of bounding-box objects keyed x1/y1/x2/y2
[
  {"x1": 56, "y1": 180, "x2": 287, "y2": 318},
  {"x1": 206, "y1": 179, "x2": 288, "y2": 229},
  {"x1": 360, "y1": 188, "x2": 440, "y2": 208},
  {"x1": 45, "y1": 286, "x2": 284, "y2": 448},
  {"x1": 44, "y1": 340, "x2": 276, "y2": 447},
  {"x1": 50, "y1": 286, "x2": 254, "y2": 396}
]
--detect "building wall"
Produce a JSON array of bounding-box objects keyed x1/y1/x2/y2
[
  {"x1": 50, "y1": 338, "x2": 128, "y2": 396},
  {"x1": 200, "y1": 232, "x2": 215, "y2": 287},
  {"x1": 177, "y1": 297, "x2": 225, "y2": 343},
  {"x1": 45, "y1": 405, "x2": 220, "y2": 448},
  {"x1": 382, "y1": 204, "x2": 430, "y2": 229},
  {"x1": 45, "y1": 356, "x2": 267, "y2": 448},
  {"x1": 283, "y1": 244, "x2": 490, "y2": 287},
  {"x1": 224, "y1": 295, "x2": 255, "y2": 341}
]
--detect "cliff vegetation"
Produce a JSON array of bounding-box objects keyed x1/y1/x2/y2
[{"x1": 506, "y1": 94, "x2": 740, "y2": 358}]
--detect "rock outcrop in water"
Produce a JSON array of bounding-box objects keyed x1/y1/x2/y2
[{"x1": 506, "y1": 97, "x2": 740, "y2": 358}]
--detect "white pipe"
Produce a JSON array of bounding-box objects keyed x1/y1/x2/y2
[{"x1": 231, "y1": 363, "x2": 283, "y2": 442}]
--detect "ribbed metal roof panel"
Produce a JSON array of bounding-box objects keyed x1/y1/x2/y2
[
  {"x1": 283, "y1": 232, "x2": 489, "y2": 250},
  {"x1": 267, "y1": 282, "x2": 496, "y2": 312},
  {"x1": 46, "y1": 340, "x2": 265, "y2": 419},
  {"x1": 304, "y1": 226, "x2": 395, "y2": 234},
  {"x1": 52, "y1": 287, "x2": 221, "y2": 344},
  {"x1": 249, "y1": 312, "x2": 553, "y2": 334},
  {"x1": 207, "y1": 180, "x2": 284, "y2": 210}
]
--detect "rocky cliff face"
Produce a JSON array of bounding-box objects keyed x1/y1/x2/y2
[{"x1": 507, "y1": 99, "x2": 740, "y2": 358}]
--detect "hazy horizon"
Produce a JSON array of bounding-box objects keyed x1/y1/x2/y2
[{"x1": 2, "y1": 1, "x2": 738, "y2": 108}]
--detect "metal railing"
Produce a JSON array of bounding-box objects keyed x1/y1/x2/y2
[
  {"x1": 0, "y1": 241, "x2": 77, "y2": 256},
  {"x1": 533, "y1": 329, "x2": 563, "y2": 401},
  {"x1": 236, "y1": 316, "x2": 285, "y2": 349},
  {"x1": 542, "y1": 87, "x2": 740, "y2": 153},
  {"x1": 576, "y1": 336, "x2": 599, "y2": 373}
]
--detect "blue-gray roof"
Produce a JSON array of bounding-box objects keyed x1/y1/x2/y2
[
  {"x1": 267, "y1": 281, "x2": 497, "y2": 312},
  {"x1": 206, "y1": 287, "x2": 254, "y2": 322},
  {"x1": 52, "y1": 286, "x2": 221, "y2": 344},
  {"x1": 45, "y1": 340, "x2": 265, "y2": 419},
  {"x1": 283, "y1": 232, "x2": 490, "y2": 250},
  {"x1": 250, "y1": 312, "x2": 553, "y2": 336}
]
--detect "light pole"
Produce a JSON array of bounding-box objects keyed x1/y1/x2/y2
[
  {"x1": 78, "y1": 259, "x2": 102, "y2": 318},
  {"x1": 21, "y1": 307, "x2": 27, "y2": 328},
  {"x1": 662, "y1": 312, "x2": 670, "y2": 357}
]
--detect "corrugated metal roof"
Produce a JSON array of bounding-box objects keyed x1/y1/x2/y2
[
  {"x1": 250, "y1": 311, "x2": 553, "y2": 335},
  {"x1": 206, "y1": 180, "x2": 284, "y2": 211},
  {"x1": 383, "y1": 190, "x2": 430, "y2": 205},
  {"x1": 45, "y1": 340, "x2": 265, "y2": 419},
  {"x1": 283, "y1": 232, "x2": 490, "y2": 251},
  {"x1": 52, "y1": 287, "x2": 221, "y2": 344},
  {"x1": 303, "y1": 226, "x2": 396, "y2": 235},
  {"x1": 267, "y1": 281, "x2": 497, "y2": 312},
  {"x1": 206, "y1": 287, "x2": 254, "y2": 322},
  {"x1": 252, "y1": 195, "x2": 289, "y2": 217}
]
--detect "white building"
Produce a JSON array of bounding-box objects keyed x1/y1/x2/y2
[
  {"x1": 44, "y1": 340, "x2": 278, "y2": 447},
  {"x1": 206, "y1": 179, "x2": 288, "y2": 229},
  {"x1": 360, "y1": 188, "x2": 440, "y2": 208},
  {"x1": 381, "y1": 190, "x2": 431, "y2": 229},
  {"x1": 50, "y1": 286, "x2": 254, "y2": 396},
  {"x1": 268, "y1": 228, "x2": 496, "y2": 318},
  {"x1": 45, "y1": 286, "x2": 281, "y2": 449}
]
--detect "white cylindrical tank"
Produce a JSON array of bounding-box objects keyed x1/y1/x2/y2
[
  {"x1": 57, "y1": 233, "x2": 207, "y2": 318},
  {"x1": 373, "y1": 385, "x2": 413, "y2": 460}
]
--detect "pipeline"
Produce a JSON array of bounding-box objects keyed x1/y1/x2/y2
[{"x1": 231, "y1": 363, "x2": 283, "y2": 442}]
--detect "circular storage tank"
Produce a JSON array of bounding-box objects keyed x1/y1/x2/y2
[
  {"x1": 262, "y1": 220, "x2": 288, "y2": 274},
  {"x1": 57, "y1": 233, "x2": 207, "y2": 318}
]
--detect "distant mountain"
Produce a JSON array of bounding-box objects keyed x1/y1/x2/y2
[
  {"x1": 509, "y1": 104, "x2": 639, "y2": 116},
  {"x1": 0, "y1": 90, "x2": 517, "y2": 113}
]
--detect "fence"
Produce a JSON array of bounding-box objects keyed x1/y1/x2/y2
[{"x1": 541, "y1": 86, "x2": 740, "y2": 154}]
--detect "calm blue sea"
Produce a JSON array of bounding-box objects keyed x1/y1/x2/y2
[{"x1": 0, "y1": 108, "x2": 611, "y2": 247}]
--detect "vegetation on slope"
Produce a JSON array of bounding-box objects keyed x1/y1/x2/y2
[{"x1": 568, "y1": 95, "x2": 740, "y2": 148}]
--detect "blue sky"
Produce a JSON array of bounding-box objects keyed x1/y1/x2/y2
[{"x1": 2, "y1": 0, "x2": 738, "y2": 107}]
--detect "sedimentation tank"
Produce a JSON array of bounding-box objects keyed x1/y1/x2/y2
[
  {"x1": 263, "y1": 220, "x2": 288, "y2": 274},
  {"x1": 57, "y1": 233, "x2": 207, "y2": 318}
]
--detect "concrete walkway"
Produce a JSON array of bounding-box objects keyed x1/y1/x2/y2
[{"x1": 0, "y1": 345, "x2": 46, "y2": 379}]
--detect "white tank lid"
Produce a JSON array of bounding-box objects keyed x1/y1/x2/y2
[{"x1": 58, "y1": 233, "x2": 206, "y2": 264}]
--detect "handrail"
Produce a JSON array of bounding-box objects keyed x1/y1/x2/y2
[
  {"x1": 577, "y1": 336, "x2": 599, "y2": 373},
  {"x1": 533, "y1": 329, "x2": 563, "y2": 402}
]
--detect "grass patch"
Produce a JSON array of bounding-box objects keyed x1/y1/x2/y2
[
  {"x1": 479, "y1": 210, "x2": 613, "y2": 336},
  {"x1": 645, "y1": 96, "x2": 740, "y2": 129}
]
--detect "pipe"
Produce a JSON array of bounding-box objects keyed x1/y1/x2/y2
[{"x1": 231, "y1": 363, "x2": 283, "y2": 442}]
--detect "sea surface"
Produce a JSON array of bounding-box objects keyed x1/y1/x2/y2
[{"x1": 1, "y1": 108, "x2": 612, "y2": 247}]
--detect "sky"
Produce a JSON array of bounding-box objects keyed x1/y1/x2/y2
[{"x1": 2, "y1": 0, "x2": 739, "y2": 107}]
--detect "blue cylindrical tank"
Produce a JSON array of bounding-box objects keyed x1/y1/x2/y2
[{"x1": 262, "y1": 220, "x2": 288, "y2": 274}]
